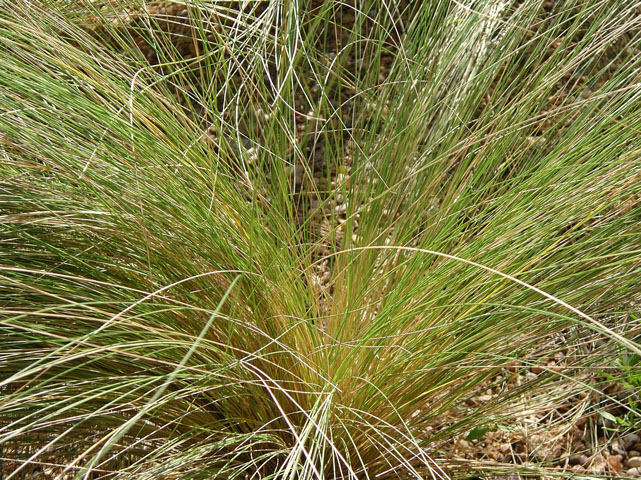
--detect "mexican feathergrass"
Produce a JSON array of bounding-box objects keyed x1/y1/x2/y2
[{"x1": 1, "y1": 1, "x2": 640, "y2": 478}]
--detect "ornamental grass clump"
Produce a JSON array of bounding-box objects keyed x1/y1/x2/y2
[{"x1": 1, "y1": 1, "x2": 640, "y2": 479}]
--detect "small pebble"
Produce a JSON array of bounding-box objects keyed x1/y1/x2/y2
[
  {"x1": 627, "y1": 467, "x2": 641, "y2": 476},
  {"x1": 634, "y1": 442, "x2": 641, "y2": 451},
  {"x1": 611, "y1": 440, "x2": 625, "y2": 454},
  {"x1": 627, "y1": 456, "x2": 641, "y2": 468},
  {"x1": 630, "y1": 450, "x2": 641, "y2": 457},
  {"x1": 590, "y1": 453, "x2": 607, "y2": 474},
  {"x1": 569, "y1": 454, "x2": 590, "y2": 466},
  {"x1": 573, "y1": 441, "x2": 586, "y2": 452},
  {"x1": 608, "y1": 454, "x2": 623, "y2": 471},
  {"x1": 622, "y1": 433, "x2": 640, "y2": 449}
]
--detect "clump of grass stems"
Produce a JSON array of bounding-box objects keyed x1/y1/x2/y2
[{"x1": 1, "y1": 0, "x2": 640, "y2": 478}]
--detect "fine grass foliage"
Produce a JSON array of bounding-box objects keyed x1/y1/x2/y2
[{"x1": 1, "y1": 1, "x2": 641, "y2": 479}]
